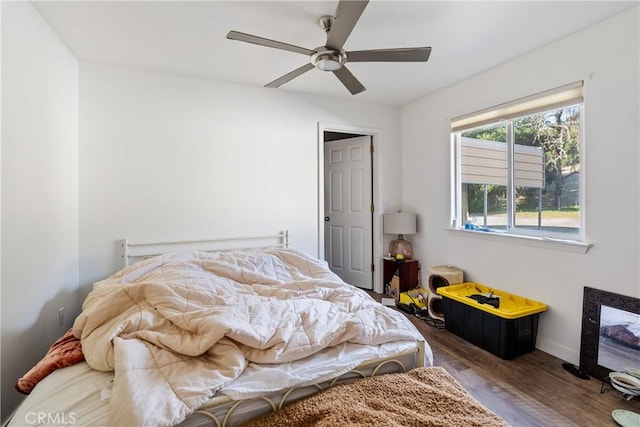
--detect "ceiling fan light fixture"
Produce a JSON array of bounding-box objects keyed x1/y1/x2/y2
[
  {"x1": 316, "y1": 57, "x2": 341, "y2": 71},
  {"x1": 312, "y1": 49, "x2": 345, "y2": 71}
]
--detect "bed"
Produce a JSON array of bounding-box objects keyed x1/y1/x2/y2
[{"x1": 8, "y1": 232, "x2": 432, "y2": 427}]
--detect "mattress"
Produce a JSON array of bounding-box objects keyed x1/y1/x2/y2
[{"x1": 9, "y1": 341, "x2": 426, "y2": 427}]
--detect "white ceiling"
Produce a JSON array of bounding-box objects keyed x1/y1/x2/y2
[{"x1": 32, "y1": 1, "x2": 637, "y2": 106}]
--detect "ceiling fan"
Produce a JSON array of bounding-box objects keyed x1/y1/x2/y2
[{"x1": 226, "y1": 0, "x2": 431, "y2": 95}]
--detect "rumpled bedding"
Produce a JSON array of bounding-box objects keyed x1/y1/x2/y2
[{"x1": 72, "y1": 248, "x2": 421, "y2": 427}]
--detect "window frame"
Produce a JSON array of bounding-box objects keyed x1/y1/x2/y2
[{"x1": 450, "y1": 83, "x2": 586, "y2": 245}]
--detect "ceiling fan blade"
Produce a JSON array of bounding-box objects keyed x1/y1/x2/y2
[
  {"x1": 265, "y1": 63, "x2": 315, "y2": 88},
  {"x1": 227, "y1": 31, "x2": 315, "y2": 56},
  {"x1": 325, "y1": 0, "x2": 369, "y2": 51},
  {"x1": 333, "y1": 66, "x2": 366, "y2": 95},
  {"x1": 347, "y1": 47, "x2": 432, "y2": 62}
]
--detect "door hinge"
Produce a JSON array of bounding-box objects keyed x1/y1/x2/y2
[
  {"x1": 370, "y1": 204, "x2": 375, "y2": 213},
  {"x1": 371, "y1": 263, "x2": 375, "y2": 272},
  {"x1": 370, "y1": 143, "x2": 374, "y2": 153}
]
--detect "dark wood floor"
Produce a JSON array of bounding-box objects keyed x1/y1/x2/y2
[{"x1": 371, "y1": 293, "x2": 640, "y2": 426}]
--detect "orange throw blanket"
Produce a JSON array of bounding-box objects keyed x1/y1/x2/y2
[{"x1": 15, "y1": 329, "x2": 84, "y2": 394}]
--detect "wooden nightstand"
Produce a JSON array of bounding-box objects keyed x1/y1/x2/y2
[{"x1": 382, "y1": 257, "x2": 419, "y2": 295}]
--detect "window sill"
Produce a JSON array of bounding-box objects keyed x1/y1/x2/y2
[{"x1": 445, "y1": 227, "x2": 592, "y2": 254}]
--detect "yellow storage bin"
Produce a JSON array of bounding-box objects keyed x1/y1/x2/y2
[
  {"x1": 437, "y1": 282, "x2": 547, "y2": 319},
  {"x1": 436, "y1": 282, "x2": 548, "y2": 359}
]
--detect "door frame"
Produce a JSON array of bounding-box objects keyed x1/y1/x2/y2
[{"x1": 317, "y1": 122, "x2": 383, "y2": 293}]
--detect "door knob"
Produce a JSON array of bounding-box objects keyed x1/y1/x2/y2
[{"x1": 324, "y1": 216, "x2": 330, "y2": 221}]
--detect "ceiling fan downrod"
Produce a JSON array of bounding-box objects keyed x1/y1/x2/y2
[{"x1": 313, "y1": 15, "x2": 345, "y2": 71}]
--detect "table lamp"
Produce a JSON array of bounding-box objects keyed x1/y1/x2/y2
[{"x1": 383, "y1": 212, "x2": 417, "y2": 259}]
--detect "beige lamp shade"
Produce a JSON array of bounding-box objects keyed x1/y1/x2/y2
[
  {"x1": 383, "y1": 212, "x2": 417, "y2": 235},
  {"x1": 383, "y1": 212, "x2": 417, "y2": 259}
]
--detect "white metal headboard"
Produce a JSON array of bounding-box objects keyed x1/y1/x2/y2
[{"x1": 120, "y1": 230, "x2": 289, "y2": 268}]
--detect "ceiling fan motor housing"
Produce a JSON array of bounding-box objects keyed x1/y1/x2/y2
[{"x1": 311, "y1": 47, "x2": 346, "y2": 71}]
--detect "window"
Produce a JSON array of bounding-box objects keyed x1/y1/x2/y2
[{"x1": 451, "y1": 81, "x2": 584, "y2": 241}]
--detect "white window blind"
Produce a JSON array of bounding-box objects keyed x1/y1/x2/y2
[
  {"x1": 461, "y1": 137, "x2": 545, "y2": 188},
  {"x1": 451, "y1": 81, "x2": 583, "y2": 132}
]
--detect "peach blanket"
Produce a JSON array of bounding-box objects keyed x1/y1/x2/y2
[{"x1": 15, "y1": 329, "x2": 84, "y2": 394}]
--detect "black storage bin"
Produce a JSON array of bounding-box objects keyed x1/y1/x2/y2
[{"x1": 438, "y1": 282, "x2": 547, "y2": 360}]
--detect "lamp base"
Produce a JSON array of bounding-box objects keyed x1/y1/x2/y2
[{"x1": 389, "y1": 235, "x2": 413, "y2": 259}]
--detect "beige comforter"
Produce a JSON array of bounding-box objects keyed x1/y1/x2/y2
[{"x1": 73, "y1": 248, "x2": 420, "y2": 426}]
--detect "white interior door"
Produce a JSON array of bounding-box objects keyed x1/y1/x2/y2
[{"x1": 324, "y1": 136, "x2": 373, "y2": 289}]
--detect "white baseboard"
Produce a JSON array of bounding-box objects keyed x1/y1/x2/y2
[{"x1": 536, "y1": 337, "x2": 580, "y2": 365}]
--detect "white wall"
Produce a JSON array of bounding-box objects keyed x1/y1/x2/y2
[
  {"x1": 401, "y1": 7, "x2": 639, "y2": 363},
  {"x1": 78, "y1": 64, "x2": 402, "y2": 293},
  {"x1": 1, "y1": 2, "x2": 79, "y2": 422}
]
